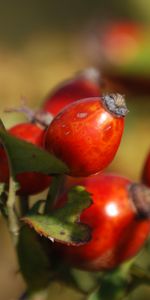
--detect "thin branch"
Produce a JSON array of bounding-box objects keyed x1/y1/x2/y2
[
  {"x1": 7, "y1": 176, "x2": 20, "y2": 245},
  {"x1": 5, "y1": 100, "x2": 53, "y2": 127}
]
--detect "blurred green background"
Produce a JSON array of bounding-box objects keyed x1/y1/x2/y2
[{"x1": 0, "y1": 1, "x2": 149, "y2": 299}]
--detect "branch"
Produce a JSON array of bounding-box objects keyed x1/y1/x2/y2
[{"x1": 7, "y1": 176, "x2": 20, "y2": 245}]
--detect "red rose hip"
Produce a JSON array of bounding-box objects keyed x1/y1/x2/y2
[
  {"x1": 42, "y1": 68, "x2": 101, "y2": 116},
  {"x1": 44, "y1": 94, "x2": 128, "y2": 177},
  {"x1": 0, "y1": 123, "x2": 51, "y2": 195},
  {"x1": 55, "y1": 174, "x2": 150, "y2": 271}
]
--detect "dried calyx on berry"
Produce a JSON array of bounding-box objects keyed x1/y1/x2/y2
[
  {"x1": 102, "y1": 94, "x2": 129, "y2": 117},
  {"x1": 129, "y1": 183, "x2": 150, "y2": 219}
]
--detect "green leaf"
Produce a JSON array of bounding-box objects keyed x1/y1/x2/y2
[
  {"x1": 88, "y1": 288, "x2": 100, "y2": 300},
  {"x1": 17, "y1": 225, "x2": 52, "y2": 291},
  {"x1": 88, "y1": 263, "x2": 135, "y2": 300},
  {"x1": 0, "y1": 125, "x2": 69, "y2": 175},
  {"x1": 70, "y1": 269, "x2": 100, "y2": 294},
  {"x1": 88, "y1": 272, "x2": 127, "y2": 300},
  {"x1": 23, "y1": 186, "x2": 93, "y2": 245}
]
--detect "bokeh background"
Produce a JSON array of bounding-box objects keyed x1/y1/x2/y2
[{"x1": 0, "y1": 1, "x2": 150, "y2": 299}]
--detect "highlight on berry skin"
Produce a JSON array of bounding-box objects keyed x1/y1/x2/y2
[
  {"x1": 53, "y1": 173, "x2": 150, "y2": 271},
  {"x1": 44, "y1": 94, "x2": 128, "y2": 177}
]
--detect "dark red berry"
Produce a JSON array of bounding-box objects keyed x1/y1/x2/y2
[
  {"x1": 0, "y1": 123, "x2": 51, "y2": 195},
  {"x1": 43, "y1": 68, "x2": 101, "y2": 116}
]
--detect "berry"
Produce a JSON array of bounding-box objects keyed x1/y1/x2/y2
[
  {"x1": 44, "y1": 94, "x2": 128, "y2": 177},
  {"x1": 0, "y1": 123, "x2": 51, "y2": 195},
  {"x1": 54, "y1": 174, "x2": 150, "y2": 271},
  {"x1": 42, "y1": 68, "x2": 101, "y2": 116},
  {"x1": 142, "y1": 150, "x2": 150, "y2": 187}
]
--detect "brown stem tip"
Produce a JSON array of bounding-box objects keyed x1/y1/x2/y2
[
  {"x1": 102, "y1": 94, "x2": 129, "y2": 117},
  {"x1": 129, "y1": 183, "x2": 150, "y2": 219}
]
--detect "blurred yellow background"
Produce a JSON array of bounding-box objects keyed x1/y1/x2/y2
[{"x1": 0, "y1": 1, "x2": 149, "y2": 299}]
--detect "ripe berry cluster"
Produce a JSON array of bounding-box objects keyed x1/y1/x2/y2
[{"x1": 1, "y1": 68, "x2": 150, "y2": 276}]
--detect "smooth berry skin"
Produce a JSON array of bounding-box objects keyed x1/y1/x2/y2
[
  {"x1": 55, "y1": 174, "x2": 150, "y2": 271},
  {"x1": 0, "y1": 123, "x2": 51, "y2": 195},
  {"x1": 42, "y1": 69, "x2": 101, "y2": 116},
  {"x1": 142, "y1": 151, "x2": 150, "y2": 187},
  {"x1": 44, "y1": 96, "x2": 125, "y2": 177}
]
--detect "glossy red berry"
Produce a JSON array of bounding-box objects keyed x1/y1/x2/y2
[
  {"x1": 42, "y1": 68, "x2": 101, "y2": 116},
  {"x1": 55, "y1": 174, "x2": 150, "y2": 271},
  {"x1": 44, "y1": 94, "x2": 128, "y2": 177},
  {"x1": 142, "y1": 150, "x2": 150, "y2": 187},
  {"x1": 0, "y1": 123, "x2": 51, "y2": 195}
]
